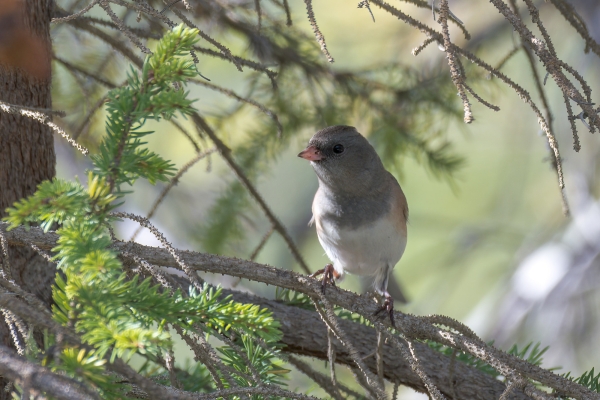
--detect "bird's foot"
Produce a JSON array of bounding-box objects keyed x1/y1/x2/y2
[
  {"x1": 373, "y1": 293, "x2": 395, "y2": 328},
  {"x1": 310, "y1": 264, "x2": 337, "y2": 294}
]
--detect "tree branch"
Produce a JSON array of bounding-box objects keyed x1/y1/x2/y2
[
  {"x1": 5, "y1": 222, "x2": 590, "y2": 400},
  {"x1": 0, "y1": 344, "x2": 100, "y2": 400}
]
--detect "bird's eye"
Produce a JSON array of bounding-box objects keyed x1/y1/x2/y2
[{"x1": 332, "y1": 144, "x2": 344, "y2": 154}]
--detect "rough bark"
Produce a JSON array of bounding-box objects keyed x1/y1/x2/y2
[
  {"x1": 0, "y1": 1, "x2": 56, "y2": 397},
  {"x1": 2, "y1": 223, "x2": 532, "y2": 400},
  {"x1": 0, "y1": 345, "x2": 99, "y2": 400}
]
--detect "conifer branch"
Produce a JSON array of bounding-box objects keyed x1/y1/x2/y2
[
  {"x1": 1, "y1": 221, "x2": 541, "y2": 399},
  {"x1": 0, "y1": 345, "x2": 100, "y2": 400}
]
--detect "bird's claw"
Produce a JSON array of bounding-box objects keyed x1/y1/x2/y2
[
  {"x1": 310, "y1": 264, "x2": 336, "y2": 294},
  {"x1": 373, "y1": 294, "x2": 395, "y2": 327}
]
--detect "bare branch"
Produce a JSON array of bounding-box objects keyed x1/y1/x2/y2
[
  {"x1": 3, "y1": 221, "x2": 578, "y2": 400},
  {"x1": 548, "y1": 0, "x2": 600, "y2": 58},
  {"x1": 287, "y1": 356, "x2": 346, "y2": 400},
  {"x1": 67, "y1": 18, "x2": 144, "y2": 68},
  {"x1": 99, "y1": 1, "x2": 151, "y2": 54},
  {"x1": 303, "y1": 0, "x2": 335, "y2": 63},
  {"x1": 111, "y1": 212, "x2": 204, "y2": 290},
  {"x1": 0, "y1": 344, "x2": 100, "y2": 400},
  {"x1": 0, "y1": 101, "x2": 88, "y2": 155},
  {"x1": 189, "y1": 78, "x2": 283, "y2": 136},
  {"x1": 190, "y1": 113, "x2": 311, "y2": 274},
  {"x1": 412, "y1": 36, "x2": 436, "y2": 56},
  {"x1": 438, "y1": 0, "x2": 472, "y2": 123},
  {"x1": 52, "y1": 0, "x2": 101, "y2": 23},
  {"x1": 249, "y1": 227, "x2": 274, "y2": 261},
  {"x1": 54, "y1": 55, "x2": 118, "y2": 89}
]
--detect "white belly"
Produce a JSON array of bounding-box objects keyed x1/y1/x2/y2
[{"x1": 316, "y1": 216, "x2": 407, "y2": 277}]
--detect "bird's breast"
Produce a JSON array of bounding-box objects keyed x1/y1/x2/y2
[{"x1": 315, "y1": 213, "x2": 407, "y2": 277}]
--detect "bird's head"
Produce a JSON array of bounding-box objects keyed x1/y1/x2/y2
[{"x1": 298, "y1": 125, "x2": 385, "y2": 193}]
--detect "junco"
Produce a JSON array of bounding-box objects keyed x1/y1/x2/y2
[{"x1": 298, "y1": 125, "x2": 408, "y2": 325}]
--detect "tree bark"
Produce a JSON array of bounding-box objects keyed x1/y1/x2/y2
[
  {"x1": 1, "y1": 223, "x2": 535, "y2": 400},
  {"x1": 0, "y1": 1, "x2": 55, "y2": 397}
]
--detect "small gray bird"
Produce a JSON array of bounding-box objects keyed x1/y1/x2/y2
[{"x1": 298, "y1": 125, "x2": 408, "y2": 325}]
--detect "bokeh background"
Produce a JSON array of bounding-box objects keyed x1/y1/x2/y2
[{"x1": 51, "y1": 0, "x2": 600, "y2": 397}]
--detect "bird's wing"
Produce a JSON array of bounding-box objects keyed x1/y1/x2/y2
[{"x1": 389, "y1": 174, "x2": 409, "y2": 236}]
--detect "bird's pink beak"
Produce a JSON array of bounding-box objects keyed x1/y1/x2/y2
[{"x1": 298, "y1": 146, "x2": 324, "y2": 161}]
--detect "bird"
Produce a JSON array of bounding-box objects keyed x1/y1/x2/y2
[{"x1": 298, "y1": 125, "x2": 408, "y2": 326}]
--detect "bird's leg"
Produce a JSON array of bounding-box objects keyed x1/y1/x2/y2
[
  {"x1": 373, "y1": 291, "x2": 395, "y2": 327},
  {"x1": 310, "y1": 264, "x2": 338, "y2": 293}
]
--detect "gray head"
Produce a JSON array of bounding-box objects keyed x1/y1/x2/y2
[{"x1": 298, "y1": 126, "x2": 387, "y2": 195}]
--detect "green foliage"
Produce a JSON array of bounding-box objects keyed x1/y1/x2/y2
[
  {"x1": 218, "y1": 335, "x2": 289, "y2": 390},
  {"x1": 275, "y1": 287, "x2": 314, "y2": 310},
  {"x1": 4, "y1": 25, "x2": 284, "y2": 398},
  {"x1": 562, "y1": 368, "x2": 600, "y2": 397},
  {"x1": 427, "y1": 341, "x2": 550, "y2": 379},
  {"x1": 91, "y1": 25, "x2": 200, "y2": 193},
  {"x1": 52, "y1": 347, "x2": 131, "y2": 398},
  {"x1": 149, "y1": 360, "x2": 214, "y2": 392}
]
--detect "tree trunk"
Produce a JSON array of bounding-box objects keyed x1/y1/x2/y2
[{"x1": 0, "y1": 1, "x2": 55, "y2": 397}]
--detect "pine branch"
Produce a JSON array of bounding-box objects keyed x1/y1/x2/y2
[
  {"x1": 4, "y1": 222, "x2": 597, "y2": 400},
  {"x1": 0, "y1": 345, "x2": 100, "y2": 400}
]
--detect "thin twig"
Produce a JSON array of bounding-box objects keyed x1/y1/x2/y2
[
  {"x1": 112, "y1": 212, "x2": 204, "y2": 290},
  {"x1": 98, "y1": 1, "x2": 151, "y2": 54},
  {"x1": 190, "y1": 78, "x2": 283, "y2": 136},
  {"x1": 358, "y1": 0, "x2": 376, "y2": 22},
  {"x1": 0, "y1": 230, "x2": 12, "y2": 281},
  {"x1": 491, "y1": 46, "x2": 520, "y2": 76},
  {"x1": 54, "y1": 56, "x2": 117, "y2": 89},
  {"x1": 249, "y1": 227, "x2": 274, "y2": 261},
  {"x1": 412, "y1": 36, "x2": 435, "y2": 56},
  {"x1": 169, "y1": 119, "x2": 201, "y2": 153},
  {"x1": 287, "y1": 356, "x2": 348, "y2": 400},
  {"x1": 327, "y1": 327, "x2": 338, "y2": 390},
  {"x1": 312, "y1": 296, "x2": 386, "y2": 399},
  {"x1": 463, "y1": 83, "x2": 500, "y2": 111},
  {"x1": 376, "y1": 330, "x2": 384, "y2": 387},
  {"x1": 383, "y1": 331, "x2": 445, "y2": 400},
  {"x1": 438, "y1": 0, "x2": 472, "y2": 123},
  {"x1": 52, "y1": 0, "x2": 100, "y2": 23},
  {"x1": 549, "y1": 0, "x2": 600, "y2": 57},
  {"x1": 191, "y1": 113, "x2": 310, "y2": 274},
  {"x1": 192, "y1": 46, "x2": 277, "y2": 88},
  {"x1": 2, "y1": 310, "x2": 26, "y2": 355},
  {"x1": 0, "y1": 101, "x2": 88, "y2": 155},
  {"x1": 282, "y1": 0, "x2": 293, "y2": 25},
  {"x1": 164, "y1": 347, "x2": 182, "y2": 389},
  {"x1": 72, "y1": 94, "x2": 109, "y2": 140},
  {"x1": 303, "y1": 0, "x2": 335, "y2": 63},
  {"x1": 254, "y1": 0, "x2": 262, "y2": 33},
  {"x1": 68, "y1": 18, "x2": 144, "y2": 68}
]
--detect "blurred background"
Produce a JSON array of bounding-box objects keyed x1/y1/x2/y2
[{"x1": 51, "y1": 0, "x2": 600, "y2": 397}]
